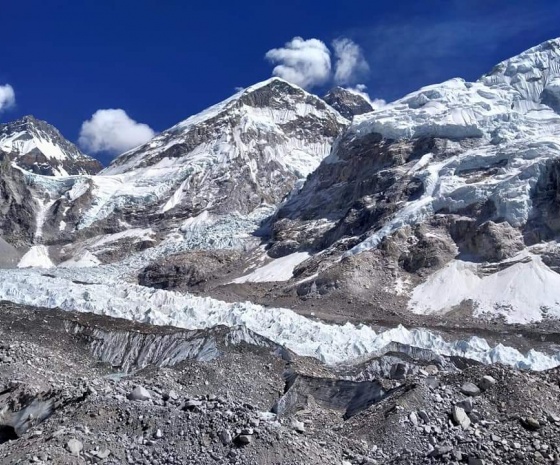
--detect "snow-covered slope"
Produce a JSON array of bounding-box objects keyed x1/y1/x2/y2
[
  {"x1": 0, "y1": 115, "x2": 102, "y2": 176},
  {"x1": 270, "y1": 38, "x2": 560, "y2": 323},
  {"x1": 2, "y1": 40, "x2": 560, "y2": 373}
]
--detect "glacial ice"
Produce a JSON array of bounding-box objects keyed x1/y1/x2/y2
[
  {"x1": 0, "y1": 268, "x2": 558, "y2": 370},
  {"x1": 346, "y1": 40, "x2": 560, "y2": 257}
]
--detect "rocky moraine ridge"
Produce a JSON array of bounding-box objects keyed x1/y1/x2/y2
[{"x1": 1, "y1": 302, "x2": 560, "y2": 465}]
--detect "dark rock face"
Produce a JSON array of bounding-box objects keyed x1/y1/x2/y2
[
  {"x1": 525, "y1": 158, "x2": 560, "y2": 244},
  {"x1": 451, "y1": 220, "x2": 525, "y2": 262},
  {"x1": 138, "y1": 250, "x2": 241, "y2": 290},
  {"x1": 0, "y1": 116, "x2": 102, "y2": 176},
  {"x1": 323, "y1": 87, "x2": 374, "y2": 120},
  {"x1": 0, "y1": 158, "x2": 37, "y2": 247},
  {"x1": 396, "y1": 226, "x2": 458, "y2": 272},
  {"x1": 272, "y1": 135, "x2": 444, "y2": 252}
]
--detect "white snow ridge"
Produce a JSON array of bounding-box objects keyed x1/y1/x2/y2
[{"x1": 0, "y1": 269, "x2": 558, "y2": 370}]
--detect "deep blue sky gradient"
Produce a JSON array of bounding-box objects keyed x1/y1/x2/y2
[{"x1": 1, "y1": 0, "x2": 559, "y2": 165}]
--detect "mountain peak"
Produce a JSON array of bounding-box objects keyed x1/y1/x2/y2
[
  {"x1": 103, "y1": 75, "x2": 348, "y2": 215},
  {"x1": 481, "y1": 37, "x2": 560, "y2": 105},
  {"x1": 323, "y1": 87, "x2": 374, "y2": 120},
  {"x1": 0, "y1": 116, "x2": 102, "y2": 176}
]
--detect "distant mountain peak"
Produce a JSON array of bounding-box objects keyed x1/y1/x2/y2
[
  {"x1": 323, "y1": 87, "x2": 374, "y2": 120},
  {"x1": 0, "y1": 116, "x2": 102, "y2": 176}
]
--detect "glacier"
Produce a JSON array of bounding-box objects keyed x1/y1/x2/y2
[{"x1": 0, "y1": 268, "x2": 558, "y2": 371}]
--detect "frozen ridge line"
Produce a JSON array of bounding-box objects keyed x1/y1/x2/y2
[{"x1": 0, "y1": 269, "x2": 557, "y2": 371}]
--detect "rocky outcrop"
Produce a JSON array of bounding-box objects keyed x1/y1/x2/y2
[
  {"x1": 0, "y1": 158, "x2": 37, "y2": 247},
  {"x1": 138, "y1": 250, "x2": 241, "y2": 290},
  {"x1": 67, "y1": 320, "x2": 287, "y2": 372}
]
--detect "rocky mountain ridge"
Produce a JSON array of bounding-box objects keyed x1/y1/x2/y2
[{"x1": 0, "y1": 78, "x2": 348, "y2": 266}]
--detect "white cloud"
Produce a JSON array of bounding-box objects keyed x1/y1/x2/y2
[
  {"x1": 347, "y1": 84, "x2": 387, "y2": 110},
  {"x1": 265, "y1": 37, "x2": 332, "y2": 89},
  {"x1": 333, "y1": 38, "x2": 370, "y2": 86},
  {"x1": 79, "y1": 109, "x2": 155, "y2": 155},
  {"x1": 0, "y1": 84, "x2": 15, "y2": 113}
]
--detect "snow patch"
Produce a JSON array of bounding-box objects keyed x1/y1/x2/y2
[
  {"x1": 409, "y1": 256, "x2": 560, "y2": 324},
  {"x1": 58, "y1": 250, "x2": 101, "y2": 268},
  {"x1": 17, "y1": 246, "x2": 54, "y2": 269},
  {"x1": 231, "y1": 252, "x2": 310, "y2": 283}
]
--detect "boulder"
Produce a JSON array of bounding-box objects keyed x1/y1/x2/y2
[
  {"x1": 479, "y1": 375, "x2": 497, "y2": 391},
  {"x1": 460, "y1": 382, "x2": 481, "y2": 397},
  {"x1": 452, "y1": 406, "x2": 471, "y2": 429},
  {"x1": 128, "y1": 385, "x2": 151, "y2": 402},
  {"x1": 66, "y1": 439, "x2": 83, "y2": 456}
]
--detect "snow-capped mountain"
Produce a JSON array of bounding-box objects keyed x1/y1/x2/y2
[
  {"x1": 2, "y1": 38, "x2": 560, "y2": 328},
  {"x1": 0, "y1": 78, "x2": 347, "y2": 264},
  {"x1": 0, "y1": 115, "x2": 102, "y2": 176},
  {"x1": 269, "y1": 38, "x2": 560, "y2": 324},
  {"x1": 0, "y1": 37, "x2": 560, "y2": 380},
  {"x1": 103, "y1": 78, "x2": 347, "y2": 215},
  {"x1": 323, "y1": 87, "x2": 374, "y2": 120}
]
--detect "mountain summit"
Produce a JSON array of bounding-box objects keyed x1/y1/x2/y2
[
  {"x1": 323, "y1": 87, "x2": 374, "y2": 120},
  {"x1": 0, "y1": 115, "x2": 102, "y2": 176},
  {"x1": 102, "y1": 77, "x2": 348, "y2": 216}
]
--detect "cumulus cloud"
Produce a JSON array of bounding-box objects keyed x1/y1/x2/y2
[
  {"x1": 347, "y1": 84, "x2": 387, "y2": 110},
  {"x1": 332, "y1": 38, "x2": 370, "y2": 86},
  {"x1": 0, "y1": 84, "x2": 15, "y2": 113},
  {"x1": 79, "y1": 109, "x2": 155, "y2": 155},
  {"x1": 265, "y1": 37, "x2": 332, "y2": 89}
]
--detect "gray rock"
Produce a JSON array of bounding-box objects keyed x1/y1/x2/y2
[
  {"x1": 418, "y1": 410, "x2": 430, "y2": 423},
  {"x1": 460, "y1": 382, "x2": 481, "y2": 396},
  {"x1": 236, "y1": 434, "x2": 253, "y2": 445},
  {"x1": 93, "y1": 449, "x2": 111, "y2": 459},
  {"x1": 66, "y1": 439, "x2": 83, "y2": 456},
  {"x1": 468, "y1": 457, "x2": 485, "y2": 465},
  {"x1": 291, "y1": 419, "x2": 305, "y2": 433},
  {"x1": 452, "y1": 406, "x2": 471, "y2": 429},
  {"x1": 183, "y1": 399, "x2": 203, "y2": 410},
  {"x1": 219, "y1": 429, "x2": 233, "y2": 445},
  {"x1": 456, "y1": 398, "x2": 474, "y2": 413},
  {"x1": 424, "y1": 377, "x2": 440, "y2": 390},
  {"x1": 389, "y1": 362, "x2": 408, "y2": 380},
  {"x1": 424, "y1": 365, "x2": 439, "y2": 375},
  {"x1": 409, "y1": 412, "x2": 419, "y2": 426},
  {"x1": 479, "y1": 375, "x2": 497, "y2": 391},
  {"x1": 429, "y1": 445, "x2": 454, "y2": 457},
  {"x1": 522, "y1": 417, "x2": 541, "y2": 430},
  {"x1": 128, "y1": 385, "x2": 152, "y2": 401}
]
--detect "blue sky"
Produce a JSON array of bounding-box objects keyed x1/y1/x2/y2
[{"x1": 1, "y1": 0, "x2": 559, "y2": 165}]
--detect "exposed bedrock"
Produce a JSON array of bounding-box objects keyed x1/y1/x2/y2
[{"x1": 137, "y1": 250, "x2": 241, "y2": 291}]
